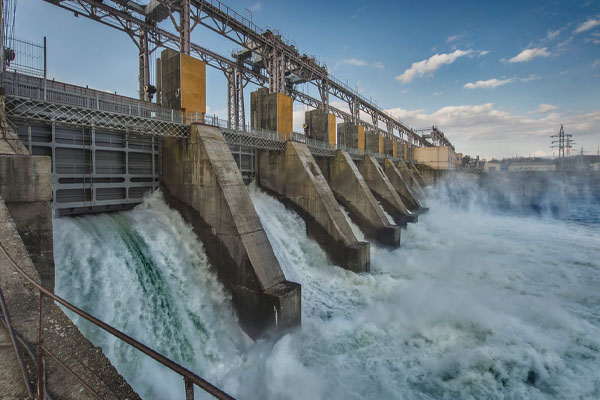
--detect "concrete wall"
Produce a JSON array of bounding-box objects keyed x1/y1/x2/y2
[
  {"x1": 0, "y1": 152, "x2": 54, "y2": 291},
  {"x1": 320, "y1": 151, "x2": 400, "y2": 247},
  {"x1": 357, "y1": 155, "x2": 417, "y2": 226},
  {"x1": 413, "y1": 146, "x2": 457, "y2": 170},
  {"x1": 258, "y1": 142, "x2": 370, "y2": 272},
  {"x1": 161, "y1": 124, "x2": 300, "y2": 338}
]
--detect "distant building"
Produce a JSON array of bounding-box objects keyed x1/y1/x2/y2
[
  {"x1": 413, "y1": 146, "x2": 457, "y2": 170},
  {"x1": 508, "y1": 162, "x2": 555, "y2": 172},
  {"x1": 484, "y1": 161, "x2": 502, "y2": 172}
]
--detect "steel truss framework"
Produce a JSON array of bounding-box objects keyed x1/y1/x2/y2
[
  {"x1": 414, "y1": 126, "x2": 455, "y2": 150},
  {"x1": 43, "y1": 0, "x2": 454, "y2": 148}
]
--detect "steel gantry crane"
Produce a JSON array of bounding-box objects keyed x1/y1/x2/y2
[{"x1": 42, "y1": 0, "x2": 452, "y2": 148}]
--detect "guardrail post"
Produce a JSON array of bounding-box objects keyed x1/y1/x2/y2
[
  {"x1": 184, "y1": 377, "x2": 194, "y2": 400},
  {"x1": 43, "y1": 36, "x2": 47, "y2": 102},
  {"x1": 38, "y1": 293, "x2": 45, "y2": 400}
]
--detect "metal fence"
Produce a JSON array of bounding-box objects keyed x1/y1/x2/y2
[{"x1": 2, "y1": 35, "x2": 45, "y2": 78}]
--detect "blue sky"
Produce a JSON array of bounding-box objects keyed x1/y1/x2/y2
[{"x1": 13, "y1": 0, "x2": 600, "y2": 159}]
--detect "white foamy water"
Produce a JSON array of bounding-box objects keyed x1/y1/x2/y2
[{"x1": 55, "y1": 179, "x2": 600, "y2": 399}]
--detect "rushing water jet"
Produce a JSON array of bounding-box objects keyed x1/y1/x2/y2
[{"x1": 54, "y1": 177, "x2": 600, "y2": 399}]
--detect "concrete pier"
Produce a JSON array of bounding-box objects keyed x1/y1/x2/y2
[
  {"x1": 161, "y1": 124, "x2": 301, "y2": 338},
  {"x1": 305, "y1": 109, "x2": 336, "y2": 145},
  {"x1": 365, "y1": 130, "x2": 380, "y2": 153},
  {"x1": 409, "y1": 162, "x2": 428, "y2": 187},
  {"x1": 383, "y1": 158, "x2": 426, "y2": 213},
  {"x1": 357, "y1": 155, "x2": 417, "y2": 226},
  {"x1": 258, "y1": 141, "x2": 370, "y2": 272},
  {"x1": 337, "y1": 123, "x2": 364, "y2": 150},
  {"x1": 397, "y1": 160, "x2": 427, "y2": 199},
  {"x1": 251, "y1": 88, "x2": 293, "y2": 138},
  {"x1": 383, "y1": 137, "x2": 396, "y2": 157},
  {"x1": 320, "y1": 150, "x2": 400, "y2": 247}
]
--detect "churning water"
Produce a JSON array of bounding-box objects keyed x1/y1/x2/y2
[{"x1": 54, "y1": 175, "x2": 600, "y2": 399}]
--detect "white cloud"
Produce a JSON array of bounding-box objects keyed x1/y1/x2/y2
[
  {"x1": 384, "y1": 103, "x2": 600, "y2": 158},
  {"x1": 520, "y1": 74, "x2": 541, "y2": 82},
  {"x1": 574, "y1": 18, "x2": 600, "y2": 34},
  {"x1": 558, "y1": 37, "x2": 573, "y2": 47},
  {"x1": 463, "y1": 74, "x2": 539, "y2": 89},
  {"x1": 593, "y1": 59, "x2": 600, "y2": 68},
  {"x1": 464, "y1": 78, "x2": 513, "y2": 89},
  {"x1": 339, "y1": 58, "x2": 384, "y2": 69},
  {"x1": 537, "y1": 104, "x2": 557, "y2": 113},
  {"x1": 546, "y1": 29, "x2": 561, "y2": 40},
  {"x1": 446, "y1": 34, "x2": 462, "y2": 43},
  {"x1": 585, "y1": 32, "x2": 600, "y2": 44},
  {"x1": 341, "y1": 58, "x2": 368, "y2": 66},
  {"x1": 248, "y1": 2, "x2": 261, "y2": 12},
  {"x1": 508, "y1": 47, "x2": 551, "y2": 63},
  {"x1": 396, "y1": 49, "x2": 475, "y2": 83}
]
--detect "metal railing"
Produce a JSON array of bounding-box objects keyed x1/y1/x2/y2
[
  {"x1": 2, "y1": 72, "x2": 182, "y2": 123},
  {"x1": 201, "y1": 114, "x2": 407, "y2": 161},
  {"x1": 0, "y1": 241, "x2": 234, "y2": 400}
]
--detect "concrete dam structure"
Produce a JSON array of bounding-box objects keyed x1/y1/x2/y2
[{"x1": 0, "y1": 0, "x2": 458, "y2": 398}]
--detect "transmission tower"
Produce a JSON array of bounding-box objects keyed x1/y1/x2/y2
[{"x1": 551, "y1": 125, "x2": 574, "y2": 172}]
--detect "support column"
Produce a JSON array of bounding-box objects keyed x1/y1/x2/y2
[
  {"x1": 305, "y1": 109, "x2": 336, "y2": 146},
  {"x1": 179, "y1": 0, "x2": 191, "y2": 55},
  {"x1": 365, "y1": 129, "x2": 379, "y2": 153},
  {"x1": 156, "y1": 48, "x2": 206, "y2": 123},
  {"x1": 357, "y1": 155, "x2": 417, "y2": 227},
  {"x1": 138, "y1": 29, "x2": 150, "y2": 101},
  {"x1": 383, "y1": 137, "x2": 395, "y2": 157},
  {"x1": 324, "y1": 151, "x2": 400, "y2": 247},
  {"x1": 161, "y1": 124, "x2": 301, "y2": 338},
  {"x1": 258, "y1": 142, "x2": 370, "y2": 272},
  {"x1": 250, "y1": 88, "x2": 293, "y2": 139},
  {"x1": 337, "y1": 122, "x2": 364, "y2": 149}
]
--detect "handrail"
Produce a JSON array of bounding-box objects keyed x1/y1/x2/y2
[{"x1": 0, "y1": 240, "x2": 235, "y2": 400}]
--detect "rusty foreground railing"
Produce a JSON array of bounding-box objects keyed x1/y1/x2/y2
[{"x1": 0, "y1": 241, "x2": 235, "y2": 400}]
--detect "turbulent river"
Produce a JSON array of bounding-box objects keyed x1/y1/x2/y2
[{"x1": 54, "y1": 176, "x2": 600, "y2": 399}]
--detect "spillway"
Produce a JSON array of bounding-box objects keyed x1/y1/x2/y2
[{"x1": 55, "y1": 178, "x2": 600, "y2": 399}]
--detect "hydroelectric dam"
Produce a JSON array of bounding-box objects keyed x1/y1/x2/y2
[{"x1": 2, "y1": 1, "x2": 599, "y2": 400}]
